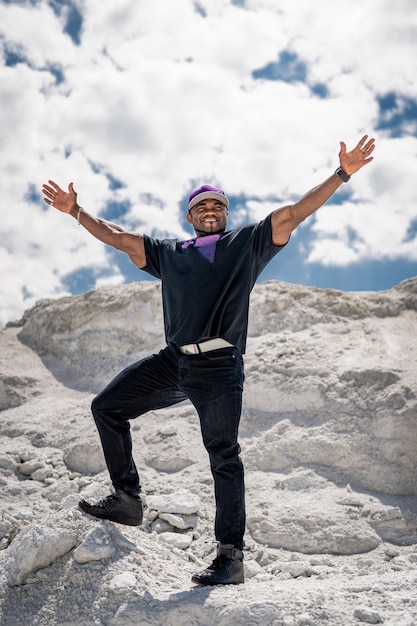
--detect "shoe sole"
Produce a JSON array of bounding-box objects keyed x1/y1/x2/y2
[
  {"x1": 78, "y1": 501, "x2": 142, "y2": 526},
  {"x1": 191, "y1": 575, "x2": 244, "y2": 586}
]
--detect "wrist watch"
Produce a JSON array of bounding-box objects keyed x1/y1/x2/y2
[{"x1": 335, "y1": 167, "x2": 350, "y2": 182}]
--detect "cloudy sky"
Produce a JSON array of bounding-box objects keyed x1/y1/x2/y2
[{"x1": 1, "y1": 0, "x2": 417, "y2": 326}]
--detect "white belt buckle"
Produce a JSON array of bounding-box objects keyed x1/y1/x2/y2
[
  {"x1": 179, "y1": 338, "x2": 233, "y2": 355},
  {"x1": 181, "y1": 343, "x2": 199, "y2": 355}
]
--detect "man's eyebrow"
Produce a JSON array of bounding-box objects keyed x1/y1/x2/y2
[{"x1": 196, "y1": 200, "x2": 225, "y2": 207}]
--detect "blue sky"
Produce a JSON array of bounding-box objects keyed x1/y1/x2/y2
[{"x1": 1, "y1": 0, "x2": 417, "y2": 325}]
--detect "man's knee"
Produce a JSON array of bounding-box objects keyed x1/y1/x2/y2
[
  {"x1": 91, "y1": 391, "x2": 107, "y2": 418},
  {"x1": 207, "y1": 442, "x2": 242, "y2": 468}
]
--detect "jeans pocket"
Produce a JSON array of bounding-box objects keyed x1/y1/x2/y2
[{"x1": 205, "y1": 351, "x2": 244, "y2": 389}]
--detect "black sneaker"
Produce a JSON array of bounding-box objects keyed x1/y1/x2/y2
[
  {"x1": 191, "y1": 544, "x2": 244, "y2": 586},
  {"x1": 78, "y1": 489, "x2": 143, "y2": 526}
]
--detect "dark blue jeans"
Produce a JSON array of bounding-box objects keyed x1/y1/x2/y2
[{"x1": 91, "y1": 344, "x2": 246, "y2": 549}]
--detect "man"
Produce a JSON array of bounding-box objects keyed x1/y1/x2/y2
[{"x1": 42, "y1": 135, "x2": 375, "y2": 586}]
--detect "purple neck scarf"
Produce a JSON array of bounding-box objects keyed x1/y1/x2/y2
[{"x1": 181, "y1": 234, "x2": 221, "y2": 263}]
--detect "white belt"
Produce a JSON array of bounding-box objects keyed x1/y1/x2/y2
[{"x1": 179, "y1": 338, "x2": 234, "y2": 355}]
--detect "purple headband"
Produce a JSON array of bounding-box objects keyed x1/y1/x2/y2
[{"x1": 188, "y1": 184, "x2": 229, "y2": 212}]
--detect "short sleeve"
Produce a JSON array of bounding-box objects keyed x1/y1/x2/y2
[{"x1": 142, "y1": 235, "x2": 162, "y2": 279}]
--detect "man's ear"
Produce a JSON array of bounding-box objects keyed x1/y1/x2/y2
[{"x1": 186, "y1": 212, "x2": 193, "y2": 224}]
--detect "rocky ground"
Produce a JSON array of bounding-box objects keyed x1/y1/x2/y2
[{"x1": 0, "y1": 277, "x2": 416, "y2": 625}]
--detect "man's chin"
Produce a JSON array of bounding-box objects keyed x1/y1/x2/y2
[{"x1": 195, "y1": 225, "x2": 223, "y2": 237}]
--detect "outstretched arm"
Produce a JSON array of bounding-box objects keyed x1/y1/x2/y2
[
  {"x1": 271, "y1": 135, "x2": 375, "y2": 246},
  {"x1": 42, "y1": 181, "x2": 147, "y2": 269}
]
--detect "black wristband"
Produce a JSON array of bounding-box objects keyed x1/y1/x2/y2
[{"x1": 335, "y1": 167, "x2": 350, "y2": 183}]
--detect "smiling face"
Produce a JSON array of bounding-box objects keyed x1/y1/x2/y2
[{"x1": 186, "y1": 198, "x2": 229, "y2": 236}]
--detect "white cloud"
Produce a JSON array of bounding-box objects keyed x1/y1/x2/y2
[{"x1": 1, "y1": 0, "x2": 416, "y2": 324}]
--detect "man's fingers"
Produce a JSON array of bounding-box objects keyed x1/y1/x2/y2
[
  {"x1": 42, "y1": 180, "x2": 64, "y2": 206},
  {"x1": 47, "y1": 180, "x2": 63, "y2": 193},
  {"x1": 357, "y1": 134, "x2": 369, "y2": 150},
  {"x1": 358, "y1": 135, "x2": 375, "y2": 153},
  {"x1": 42, "y1": 184, "x2": 55, "y2": 199},
  {"x1": 359, "y1": 138, "x2": 375, "y2": 159},
  {"x1": 364, "y1": 138, "x2": 375, "y2": 152}
]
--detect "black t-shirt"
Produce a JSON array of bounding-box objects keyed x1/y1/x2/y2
[{"x1": 142, "y1": 214, "x2": 286, "y2": 353}]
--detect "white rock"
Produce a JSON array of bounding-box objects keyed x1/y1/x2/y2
[
  {"x1": 0, "y1": 516, "x2": 13, "y2": 539},
  {"x1": 158, "y1": 532, "x2": 193, "y2": 550},
  {"x1": 151, "y1": 518, "x2": 174, "y2": 534},
  {"x1": 18, "y1": 460, "x2": 44, "y2": 476},
  {"x1": 157, "y1": 425, "x2": 177, "y2": 436},
  {"x1": 106, "y1": 572, "x2": 137, "y2": 595},
  {"x1": 145, "y1": 492, "x2": 200, "y2": 515},
  {"x1": 43, "y1": 479, "x2": 78, "y2": 503},
  {"x1": 247, "y1": 514, "x2": 381, "y2": 555},
  {"x1": 0, "y1": 538, "x2": 9, "y2": 550},
  {"x1": 78, "y1": 482, "x2": 109, "y2": 500},
  {"x1": 73, "y1": 526, "x2": 115, "y2": 564},
  {"x1": 276, "y1": 561, "x2": 314, "y2": 578},
  {"x1": 0, "y1": 454, "x2": 17, "y2": 470},
  {"x1": 0, "y1": 515, "x2": 79, "y2": 585},
  {"x1": 145, "y1": 508, "x2": 159, "y2": 522},
  {"x1": 276, "y1": 468, "x2": 329, "y2": 491},
  {"x1": 61, "y1": 493, "x2": 84, "y2": 510},
  {"x1": 111, "y1": 526, "x2": 141, "y2": 552},
  {"x1": 354, "y1": 606, "x2": 383, "y2": 624},
  {"x1": 385, "y1": 545, "x2": 400, "y2": 558},
  {"x1": 143, "y1": 590, "x2": 155, "y2": 603},
  {"x1": 390, "y1": 557, "x2": 410, "y2": 571},
  {"x1": 244, "y1": 559, "x2": 263, "y2": 579},
  {"x1": 386, "y1": 614, "x2": 417, "y2": 626},
  {"x1": 64, "y1": 442, "x2": 106, "y2": 474},
  {"x1": 18, "y1": 510, "x2": 34, "y2": 522},
  {"x1": 336, "y1": 496, "x2": 364, "y2": 507},
  {"x1": 19, "y1": 450, "x2": 38, "y2": 463},
  {"x1": 31, "y1": 467, "x2": 53, "y2": 482},
  {"x1": 146, "y1": 454, "x2": 195, "y2": 472},
  {"x1": 159, "y1": 513, "x2": 198, "y2": 530}
]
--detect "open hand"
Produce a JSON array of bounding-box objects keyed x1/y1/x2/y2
[
  {"x1": 42, "y1": 180, "x2": 78, "y2": 214},
  {"x1": 339, "y1": 135, "x2": 375, "y2": 176}
]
